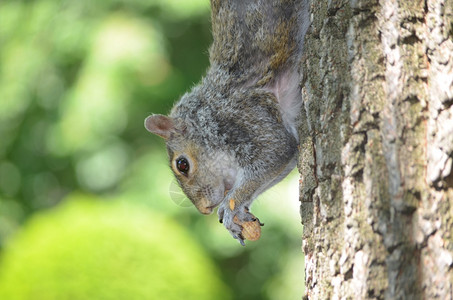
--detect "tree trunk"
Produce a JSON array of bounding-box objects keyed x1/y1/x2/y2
[{"x1": 298, "y1": 0, "x2": 453, "y2": 298}]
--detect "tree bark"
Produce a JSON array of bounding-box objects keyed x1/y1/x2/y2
[{"x1": 298, "y1": 0, "x2": 453, "y2": 298}]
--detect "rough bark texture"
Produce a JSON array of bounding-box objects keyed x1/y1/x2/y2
[{"x1": 298, "y1": 0, "x2": 453, "y2": 298}]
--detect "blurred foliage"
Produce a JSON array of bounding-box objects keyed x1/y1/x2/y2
[
  {"x1": 0, "y1": 0, "x2": 304, "y2": 299},
  {"x1": 0, "y1": 196, "x2": 231, "y2": 300}
]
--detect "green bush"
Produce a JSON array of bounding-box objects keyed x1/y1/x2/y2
[{"x1": 0, "y1": 195, "x2": 231, "y2": 300}]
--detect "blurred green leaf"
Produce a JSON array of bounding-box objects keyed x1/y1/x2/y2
[
  {"x1": 0, "y1": 0, "x2": 305, "y2": 298},
  {"x1": 0, "y1": 196, "x2": 232, "y2": 300}
]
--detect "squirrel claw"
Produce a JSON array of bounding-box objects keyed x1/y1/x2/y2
[
  {"x1": 253, "y1": 216, "x2": 264, "y2": 226},
  {"x1": 218, "y1": 199, "x2": 263, "y2": 245},
  {"x1": 233, "y1": 233, "x2": 245, "y2": 246},
  {"x1": 252, "y1": 219, "x2": 264, "y2": 226}
]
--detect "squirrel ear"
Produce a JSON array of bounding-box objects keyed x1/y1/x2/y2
[{"x1": 144, "y1": 114, "x2": 174, "y2": 139}]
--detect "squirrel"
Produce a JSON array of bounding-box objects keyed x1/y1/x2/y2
[{"x1": 145, "y1": 0, "x2": 310, "y2": 245}]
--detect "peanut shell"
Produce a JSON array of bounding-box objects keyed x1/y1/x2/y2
[{"x1": 233, "y1": 215, "x2": 261, "y2": 241}]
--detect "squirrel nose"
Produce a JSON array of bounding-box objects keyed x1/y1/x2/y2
[{"x1": 198, "y1": 206, "x2": 213, "y2": 215}]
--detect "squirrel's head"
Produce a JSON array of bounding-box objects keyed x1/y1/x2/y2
[{"x1": 145, "y1": 114, "x2": 237, "y2": 215}]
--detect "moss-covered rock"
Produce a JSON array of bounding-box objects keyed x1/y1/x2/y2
[{"x1": 0, "y1": 195, "x2": 231, "y2": 300}]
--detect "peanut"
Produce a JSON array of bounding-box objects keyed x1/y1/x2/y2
[{"x1": 233, "y1": 215, "x2": 261, "y2": 241}]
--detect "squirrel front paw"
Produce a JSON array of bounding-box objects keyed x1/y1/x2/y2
[{"x1": 218, "y1": 200, "x2": 263, "y2": 246}]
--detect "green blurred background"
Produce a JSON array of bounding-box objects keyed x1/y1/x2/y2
[{"x1": 0, "y1": 0, "x2": 304, "y2": 299}]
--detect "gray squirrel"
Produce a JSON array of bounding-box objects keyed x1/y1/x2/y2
[{"x1": 145, "y1": 0, "x2": 310, "y2": 245}]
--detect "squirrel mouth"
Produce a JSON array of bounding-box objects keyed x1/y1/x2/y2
[
  {"x1": 199, "y1": 204, "x2": 216, "y2": 215},
  {"x1": 199, "y1": 199, "x2": 224, "y2": 215},
  {"x1": 198, "y1": 201, "x2": 220, "y2": 215},
  {"x1": 199, "y1": 207, "x2": 213, "y2": 215},
  {"x1": 198, "y1": 189, "x2": 230, "y2": 215}
]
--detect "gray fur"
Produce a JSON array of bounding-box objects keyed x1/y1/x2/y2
[{"x1": 145, "y1": 0, "x2": 310, "y2": 245}]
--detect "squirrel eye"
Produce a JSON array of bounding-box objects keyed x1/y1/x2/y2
[{"x1": 176, "y1": 157, "x2": 190, "y2": 176}]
